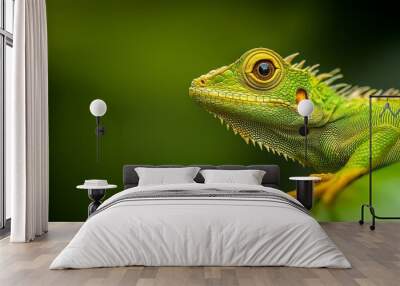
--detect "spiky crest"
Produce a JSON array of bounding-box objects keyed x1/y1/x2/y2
[{"x1": 285, "y1": 52, "x2": 400, "y2": 100}]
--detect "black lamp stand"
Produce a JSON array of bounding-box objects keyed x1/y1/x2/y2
[
  {"x1": 95, "y1": 117, "x2": 105, "y2": 162},
  {"x1": 299, "y1": 117, "x2": 309, "y2": 164}
]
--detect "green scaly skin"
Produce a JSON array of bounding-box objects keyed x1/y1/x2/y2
[{"x1": 189, "y1": 48, "x2": 400, "y2": 204}]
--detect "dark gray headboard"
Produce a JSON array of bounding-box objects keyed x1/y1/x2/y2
[{"x1": 123, "y1": 165, "x2": 280, "y2": 189}]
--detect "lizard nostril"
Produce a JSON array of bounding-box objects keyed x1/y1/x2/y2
[{"x1": 200, "y1": 79, "x2": 206, "y2": 85}]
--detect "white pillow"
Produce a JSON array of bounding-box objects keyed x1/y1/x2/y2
[
  {"x1": 200, "y1": 169, "x2": 266, "y2": 185},
  {"x1": 135, "y1": 167, "x2": 200, "y2": 186}
]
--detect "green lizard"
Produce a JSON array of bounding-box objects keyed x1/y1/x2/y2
[{"x1": 189, "y1": 48, "x2": 400, "y2": 204}]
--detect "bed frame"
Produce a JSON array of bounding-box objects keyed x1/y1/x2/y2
[{"x1": 123, "y1": 165, "x2": 280, "y2": 189}]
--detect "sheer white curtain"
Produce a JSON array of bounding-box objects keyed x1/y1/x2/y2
[{"x1": 7, "y1": 0, "x2": 49, "y2": 242}]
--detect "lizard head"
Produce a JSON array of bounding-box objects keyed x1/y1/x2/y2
[{"x1": 189, "y1": 47, "x2": 322, "y2": 163}]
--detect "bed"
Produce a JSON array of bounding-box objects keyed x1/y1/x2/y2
[{"x1": 50, "y1": 165, "x2": 350, "y2": 269}]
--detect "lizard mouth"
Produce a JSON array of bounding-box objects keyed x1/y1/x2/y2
[{"x1": 189, "y1": 86, "x2": 292, "y2": 108}]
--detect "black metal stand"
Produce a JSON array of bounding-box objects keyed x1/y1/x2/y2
[
  {"x1": 87, "y1": 189, "x2": 106, "y2": 216},
  {"x1": 299, "y1": 116, "x2": 309, "y2": 164},
  {"x1": 359, "y1": 95, "x2": 400, "y2": 230},
  {"x1": 95, "y1": 116, "x2": 105, "y2": 162}
]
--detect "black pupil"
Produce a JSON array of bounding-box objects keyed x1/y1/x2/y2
[{"x1": 258, "y1": 62, "x2": 270, "y2": 76}]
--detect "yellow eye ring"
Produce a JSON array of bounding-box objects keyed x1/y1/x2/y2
[{"x1": 242, "y1": 48, "x2": 284, "y2": 90}]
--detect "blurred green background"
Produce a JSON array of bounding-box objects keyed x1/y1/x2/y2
[{"x1": 47, "y1": 0, "x2": 400, "y2": 221}]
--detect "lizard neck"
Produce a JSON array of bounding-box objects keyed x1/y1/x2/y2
[{"x1": 216, "y1": 113, "x2": 309, "y2": 166}]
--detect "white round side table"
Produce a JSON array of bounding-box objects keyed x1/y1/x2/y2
[{"x1": 77, "y1": 180, "x2": 117, "y2": 216}]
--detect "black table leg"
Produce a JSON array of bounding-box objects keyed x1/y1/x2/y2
[
  {"x1": 296, "y1": 181, "x2": 314, "y2": 210},
  {"x1": 87, "y1": 189, "x2": 106, "y2": 216}
]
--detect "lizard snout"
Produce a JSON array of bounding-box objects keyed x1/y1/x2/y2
[
  {"x1": 191, "y1": 77, "x2": 207, "y2": 88},
  {"x1": 191, "y1": 65, "x2": 230, "y2": 88}
]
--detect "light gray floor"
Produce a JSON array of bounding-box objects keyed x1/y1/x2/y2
[{"x1": 0, "y1": 222, "x2": 399, "y2": 286}]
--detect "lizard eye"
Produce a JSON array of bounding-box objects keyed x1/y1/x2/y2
[
  {"x1": 253, "y1": 60, "x2": 275, "y2": 81},
  {"x1": 242, "y1": 48, "x2": 284, "y2": 90}
]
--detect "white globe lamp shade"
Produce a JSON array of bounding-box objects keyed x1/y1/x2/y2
[
  {"x1": 297, "y1": 99, "x2": 314, "y2": 117},
  {"x1": 90, "y1": 99, "x2": 107, "y2": 117}
]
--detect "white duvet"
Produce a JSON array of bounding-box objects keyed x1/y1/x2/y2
[{"x1": 50, "y1": 183, "x2": 351, "y2": 269}]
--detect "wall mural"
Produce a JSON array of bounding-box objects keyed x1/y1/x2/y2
[
  {"x1": 48, "y1": 1, "x2": 399, "y2": 222},
  {"x1": 190, "y1": 48, "x2": 400, "y2": 208}
]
